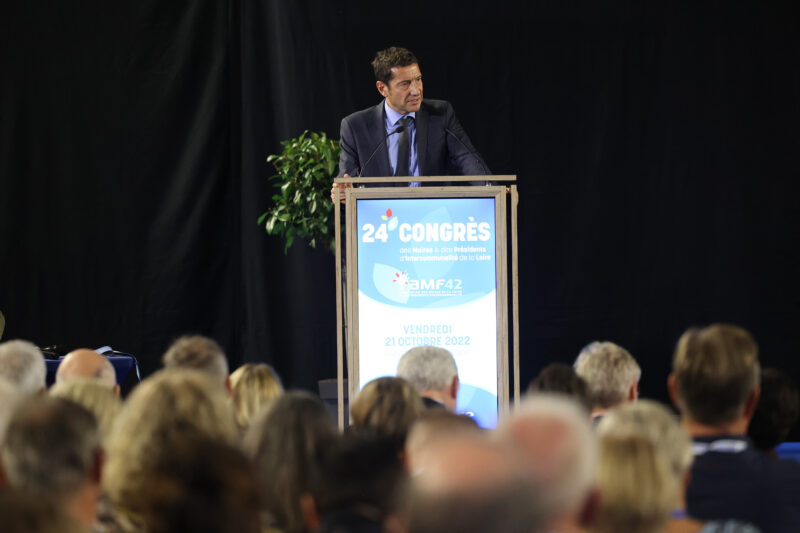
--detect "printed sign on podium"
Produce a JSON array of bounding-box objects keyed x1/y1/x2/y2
[{"x1": 334, "y1": 177, "x2": 519, "y2": 430}]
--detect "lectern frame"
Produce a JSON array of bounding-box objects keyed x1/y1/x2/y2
[{"x1": 334, "y1": 176, "x2": 519, "y2": 429}]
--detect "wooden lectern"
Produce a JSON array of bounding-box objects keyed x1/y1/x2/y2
[{"x1": 334, "y1": 176, "x2": 519, "y2": 429}]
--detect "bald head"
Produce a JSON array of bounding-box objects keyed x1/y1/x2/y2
[
  {"x1": 415, "y1": 436, "x2": 516, "y2": 494},
  {"x1": 407, "y1": 436, "x2": 545, "y2": 533},
  {"x1": 57, "y1": 349, "x2": 117, "y2": 390},
  {"x1": 497, "y1": 395, "x2": 597, "y2": 527}
]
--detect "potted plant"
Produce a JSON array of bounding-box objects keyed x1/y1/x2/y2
[{"x1": 259, "y1": 131, "x2": 340, "y2": 252}]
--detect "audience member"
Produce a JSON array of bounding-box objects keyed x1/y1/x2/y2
[
  {"x1": 593, "y1": 434, "x2": 673, "y2": 533},
  {"x1": 350, "y1": 376, "x2": 425, "y2": 453},
  {"x1": 527, "y1": 362, "x2": 593, "y2": 414},
  {"x1": 162, "y1": 334, "x2": 230, "y2": 390},
  {"x1": 496, "y1": 394, "x2": 599, "y2": 533},
  {"x1": 747, "y1": 367, "x2": 799, "y2": 456},
  {"x1": 230, "y1": 362, "x2": 283, "y2": 431},
  {"x1": 243, "y1": 391, "x2": 339, "y2": 533},
  {"x1": 124, "y1": 433, "x2": 262, "y2": 533},
  {"x1": 404, "y1": 435, "x2": 545, "y2": 533},
  {"x1": 304, "y1": 431, "x2": 407, "y2": 533},
  {"x1": 0, "y1": 339, "x2": 46, "y2": 395},
  {"x1": 0, "y1": 490, "x2": 85, "y2": 533},
  {"x1": 669, "y1": 323, "x2": 800, "y2": 532},
  {"x1": 1, "y1": 397, "x2": 103, "y2": 528},
  {"x1": 405, "y1": 410, "x2": 481, "y2": 474},
  {"x1": 103, "y1": 369, "x2": 238, "y2": 532},
  {"x1": 49, "y1": 377, "x2": 122, "y2": 444},
  {"x1": 397, "y1": 346, "x2": 459, "y2": 411},
  {"x1": 0, "y1": 378, "x2": 22, "y2": 445},
  {"x1": 574, "y1": 341, "x2": 640, "y2": 419},
  {"x1": 56, "y1": 348, "x2": 119, "y2": 394},
  {"x1": 596, "y1": 400, "x2": 759, "y2": 533}
]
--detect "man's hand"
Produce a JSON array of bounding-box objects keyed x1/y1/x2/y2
[{"x1": 331, "y1": 175, "x2": 353, "y2": 204}]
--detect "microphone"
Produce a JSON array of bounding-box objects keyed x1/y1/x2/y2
[
  {"x1": 358, "y1": 125, "x2": 405, "y2": 178},
  {"x1": 444, "y1": 127, "x2": 491, "y2": 179}
]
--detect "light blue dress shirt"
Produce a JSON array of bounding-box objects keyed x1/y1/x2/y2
[{"x1": 384, "y1": 101, "x2": 420, "y2": 186}]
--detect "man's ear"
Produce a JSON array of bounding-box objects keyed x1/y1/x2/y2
[
  {"x1": 628, "y1": 381, "x2": 639, "y2": 402},
  {"x1": 300, "y1": 493, "x2": 320, "y2": 532},
  {"x1": 376, "y1": 80, "x2": 388, "y2": 98},
  {"x1": 451, "y1": 376, "x2": 459, "y2": 400},
  {"x1": 667, "y1": 373, "x2": 680, "y2": 409},
  {"x1": 743, "y1": 386, "x2": 761, "y2": 421},
  {"x1": 113, "y1": 384, "x2": 121, "y2": 397},
  {"x1": 91, "y1": 448, "x2": 105, "y2": 484},
  {"x1": 225, "y1": 375, "x2": 233, "y2": 397},
  {"x1": 577, "y1": 488, "x2": 601, "y2": 528}
]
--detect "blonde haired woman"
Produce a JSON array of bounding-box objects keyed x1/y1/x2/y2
[
  {"x1": 594, "y1": 400, "x2": 759, "y2": 533},
  {"x1": 350, "y1": 377, "x2": 425, "y2": 449},
  {"x1": 49, "y1": 377, "x2": 122, "y2": 444},
  {"x1": 229, "y1": 363, "x2": 283, "y2": 431},
  {"x1": 103, "y1": 369, "x2": 239, "y2": 533}
]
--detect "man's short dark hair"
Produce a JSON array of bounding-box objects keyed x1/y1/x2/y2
[
  {"x1": 672, "y1": 324, "x2": 760, "y2": 425},
  {"x1": 527, "y1": 363, "x2": 593, "y2": 413},
  {"x1": 162, "y1": 335, "x2": 228, "y2": 384},
  {"x1": 311, "y1": 430, "x2": 407, "y2": 519},
  {"x1": 372, "y1": 47, "x2": 419, "y2": 84},
  {"x1": 748, "y1": 367, "x2": 799, "y2": 451},
  {"x1": 1, "y1": 397, "x2": 99, "y2": 498}
]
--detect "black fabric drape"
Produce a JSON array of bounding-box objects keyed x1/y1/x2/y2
[{"x1": 2, "y1": 1, "x2": 799, "y2": 436}]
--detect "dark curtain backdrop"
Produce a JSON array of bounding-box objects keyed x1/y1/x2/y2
[{"x1": 2, "y1": 1, "x2": 799, "y2": 425}]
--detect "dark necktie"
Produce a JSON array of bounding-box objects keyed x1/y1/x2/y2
[{"x1": 394, "y1": 116, "x2": 413, "y2": 177}]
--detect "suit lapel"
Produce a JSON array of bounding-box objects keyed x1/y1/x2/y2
[
  {"x1": 415, "y1": 104, "x2": 429, "y2": 176},
  {"x1": 367, "y1": 102, "x2": 392, "y2": 178}
]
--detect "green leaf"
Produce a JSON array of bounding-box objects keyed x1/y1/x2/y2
[{"x1": 262, "y1": 129, "x2": 341, "y2": 252}]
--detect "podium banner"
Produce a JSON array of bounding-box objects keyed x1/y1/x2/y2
[{"x1": 356, "y1": 197, "x2": 499, "y2": 427}]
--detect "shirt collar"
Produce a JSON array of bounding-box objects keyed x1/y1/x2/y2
[{"x1": 384, "y1": 100, "x2": 416, "y2": 127}]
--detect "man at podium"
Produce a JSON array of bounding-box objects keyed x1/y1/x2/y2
[{"x1": 332, "y1": 46, "x2": 490, "y2": 201}]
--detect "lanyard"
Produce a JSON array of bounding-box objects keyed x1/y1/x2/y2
[{"x1": 692, "y1": 439, "x2": 748, "y2": 456}]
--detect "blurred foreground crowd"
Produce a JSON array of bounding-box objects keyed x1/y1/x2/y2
[{"x1": 0, "y1": 323, "x2": 798, "y2": 533}]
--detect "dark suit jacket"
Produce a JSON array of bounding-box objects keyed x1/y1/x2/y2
[
  {"x1": 687, "y1": 435, "x2": 800, "y2": 532},
  {"x1": 338, "y1": 99, "x2": 490, "y2": 179}
]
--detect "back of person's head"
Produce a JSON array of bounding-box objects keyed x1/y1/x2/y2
[
  {"x1": 404, "y1": 435, "x2": 545, "y2": 533},
  {"x1": 496, "y1": 394, "x2": 596, "y2": 523},
  {"x1": 49, "y1": 377, "x2": 122, "y2": 444},
  {"x1": 748, "y1": 367, "x2": 799, "y2": 452},
  {"x1": 1, "y1": 397, "x2": 100, "y2": 498},
  {"x1": 527, "y1": 362, "x2": 593, "y2": 414},
  {"x1": 406, "y1": 410, "x2": 481, "y2": 473},
  {"x1": 125, "y1": 433, "x2": 262, "y2": 533},
  {"x1": 229, "y1": 363, "x2": 283, "y2": 430},
  {"x1": 0, "y1": 339, "x2": 46, "y2": 395},
  {"x1": 162, "y1": 334, "x2": 229, "y2": 385},
  {"x1": 596, "y1": 400, "x2": 692, "y2": 487},
  {"x1": 103, "y1": 369, "x2": 237, "y2": 506},
  {"x1": 351, "y1": 376, "x2": 425, "y2": 449},
  {"x1": 671, "y1": 324, "x2": 760, "y2": 425},
  {"x1": 372, "y1": 46, "x2": 419, "y2": 83},
  {"x1": 574, "y1": 341, "x2": 640, "y2": 409},
  {"x1": 55, "y1": 349, "x2": 117, "y2": 389},
  {"x1": 0, "y1": 490, "x2": 85, "y2": 533},
  {"x1": 591, "y1": 435, "x2": 674, "y2": 533},
  {"x1": 397, "y1": 346, "x2": 458, "y2": 392},
  {"x1": 0, "y1": 378, "x2": 23, "y2": 444},
  {"x1": 310, "y1": 431, "x2": 407, "y2": 526},
  {"x1": 243, "y1": 390, "x2": 338, "y2": 533}
]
